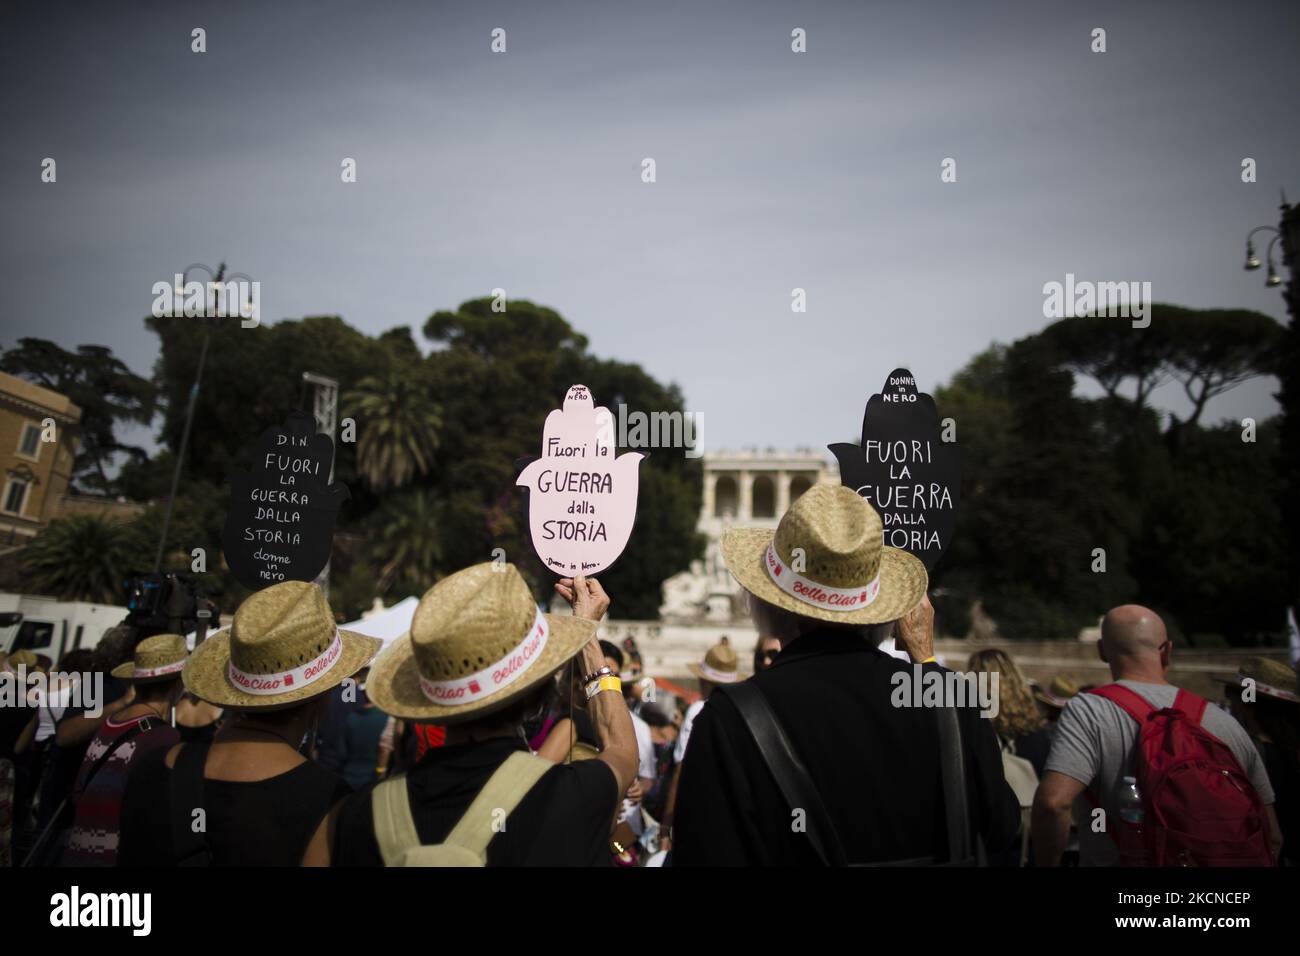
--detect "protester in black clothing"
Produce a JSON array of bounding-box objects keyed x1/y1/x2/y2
[
  {"x1": 118, "y1": 581, "x2": 379, "y2": 866},
  {"x1": 674, "y1": 484, "x2": 1020, "y2": 866},
  {"x1": 307, "y1": 563, "x2": 639, "y2": 866}
]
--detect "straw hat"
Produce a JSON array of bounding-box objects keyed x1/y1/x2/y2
[
  {"x1": 1033, "y1": 675, "x2": 1080, "y2": 710},
  {"x1": 111, "y1": 633, "x2": 189, "y2": 683},
  {"x1": 365, "y1": 562, "x2": 597, "y2": 724},
  {"x1": 2, "y1": 649, "x2": 38, "y2": 671},
  {"x1": 183, "y1": 581, "x2": 380, "y2": 710},
  {"x1": 688, "y1": 640, "x2": 742, "y2": 684},
  {"x1": 720, "y1": 483, "x2": 927, "y2": 626},
  {"x1": 1237, "y1": 657, "x2": 1298, "y2": 704}
]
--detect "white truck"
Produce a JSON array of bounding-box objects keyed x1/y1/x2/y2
[{"x1": 0, "y1": 593, "x2": 129, "y2": 665}]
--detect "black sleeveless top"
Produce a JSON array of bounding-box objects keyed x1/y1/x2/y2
[{"x1": 118, "y1": 744, "x2": 351, "y2": 866}]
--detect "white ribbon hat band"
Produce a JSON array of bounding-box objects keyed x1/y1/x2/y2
[
  {"x1": 418, "y1": 606, "x2": 550, "y2": 707},
  {"x1": 228, "y1": 630, "x2": 344, "y2": 696},
  {"x1": 764, "y1": 542, "x2": 881, "y2": 613}
]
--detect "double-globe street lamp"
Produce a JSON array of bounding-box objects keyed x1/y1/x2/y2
[{"x1": 1241, "y1": 191, "x2": 1299, "y2": 295}]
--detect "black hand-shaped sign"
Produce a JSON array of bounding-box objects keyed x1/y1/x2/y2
[
  {"x1": 222, "y1": 410, "x2": 349, "y2": 591},
  {"x1": 828, "y1": 368, "x2": 960, "y2": 571}
]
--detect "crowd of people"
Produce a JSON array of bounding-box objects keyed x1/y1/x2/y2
[{"x1": 0, "y1": 482, "x2": 1296, "y2": 867}]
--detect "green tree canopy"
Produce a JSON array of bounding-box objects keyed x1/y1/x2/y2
[
  {"x1": 22, "y1": 515, "x2": 144, "y2": 603},
  {"x1": 0, "y1": 338, "x2": 157, "y2": 491},
  {"x1": 935, "y1": 305, "x2": 1282, "y2": 645},
  {"x1": 344, "y1": 370, "x2": 442, "y2": 493},
  {"x1": 139, "y1": 299, "x2": 702, "y2": 618}
]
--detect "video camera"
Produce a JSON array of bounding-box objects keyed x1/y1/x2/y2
[{"x1": 122, "y1": 572, "x2": 208, "y2": 640}]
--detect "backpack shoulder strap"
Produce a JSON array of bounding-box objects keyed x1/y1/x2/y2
[
  {"x1": 1087, "y1": 684, "x2": 1156, "y2": 725},
  {"x1": 170, "y1": 741, "x2": 213, "y2": 866},
  {"x1": 716, "y1": 681, "x2": 847, "y2": 866},
  {"x1": 1173, "y1": 689, "x2": 1207, "y2": 724},
  {"x1": 371, "y1": 774, "x2": 420, "y2": 866},
  {"x1": 75, "y1": 719, "x2": 151, "y2": 797},
  {"x1": 441, "y1": 751, "x2": 553, "y2": 859}
]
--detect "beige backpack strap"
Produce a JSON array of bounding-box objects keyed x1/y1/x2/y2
[
  {"x1": 441, "y1": 752, "x2": 553, "y2": 860},
  {"x1": 371, "y1": 775, "x2": 421, "y2": 866}
]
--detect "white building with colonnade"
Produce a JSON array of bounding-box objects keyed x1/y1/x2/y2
[{"x1": 599, "y1": 447, "x2": 838, "y2": 679}]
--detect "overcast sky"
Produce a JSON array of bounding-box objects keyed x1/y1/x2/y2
[{"x1": 2, "y1": 0, "x2": 1297, "y2": 459}]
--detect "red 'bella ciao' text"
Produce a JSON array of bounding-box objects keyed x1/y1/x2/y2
[
  {"x1": 426, "y1": 622, "x2": 546, "y2": 702},
  {"x1": 229, "y1": 635, "x2": 341, "y2": 693},
  {"x1": 767, "y1": 545, "x2": 873, "y2": 608}
]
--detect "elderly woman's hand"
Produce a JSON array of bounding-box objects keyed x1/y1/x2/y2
[
  {"x1": 554, "y1": 575, "x2": 610, "y2": 623},
  {"x1": 896, "y1": 594, "x2": 935, "y2": 663}
]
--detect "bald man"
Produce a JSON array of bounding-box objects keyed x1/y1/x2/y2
[{"x1": 1031, "y1": 605, "x2": 1280, "y2": 865}]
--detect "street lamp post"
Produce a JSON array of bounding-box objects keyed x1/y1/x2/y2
[
  {"x1": 152, "y1": 261, "x2": 255, "y2": 574},
  {"x1": 1240, "y1": 191, "x2": 1300, "y2": 610}
]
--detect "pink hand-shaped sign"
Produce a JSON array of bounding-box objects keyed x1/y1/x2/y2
[{"x1": 517, "y1": 384, "x2": 644, "y2": 576}]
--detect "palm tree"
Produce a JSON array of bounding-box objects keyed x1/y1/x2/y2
[
  {"x1": 22, "y1": 515, "x2": 143, "y2": 603},
  {"x1": 365, "y1": 490, "x2": 444, "y2": 594},
  {"x1": 344, "y1": 371, "x2": 442, "y2": 492}
]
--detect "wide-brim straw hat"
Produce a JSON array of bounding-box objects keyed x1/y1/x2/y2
[
  {"x1": 1033, "y1": 675, "x2": 1080, "y2": 710},
  {"x1": 3, "y1": 649, "x2": 39, "y2": 671},
  {"x1": 1237, "y1": 657, "x2": 1299, "y2": 704},
  {"x1": 184, "y1": 581, "x2": 379, "y2": 710},
  {"x1": 688, "y1": 641, "x2": 742, "y2": 683},
  {"x1": 366, "y1": 562, "x2": 597, "y2": 724},
  {"x1": 721, "y1": 483, "x2": 928, "y2": 626},
  {"x1": 111, "y1": 633, "x2": 190, "y2": 683}
]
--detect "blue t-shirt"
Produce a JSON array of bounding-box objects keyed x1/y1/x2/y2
[{"x1": 340, "y1": 705, "x2": 389, "y2": 790}]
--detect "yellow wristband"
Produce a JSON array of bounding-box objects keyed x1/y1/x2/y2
[
  {"x1": 921, "y1": 656, "x2": 937, "y2": 664},
  {"x1": 585, "y1": 675, "x2": 622, "y2": 700}
]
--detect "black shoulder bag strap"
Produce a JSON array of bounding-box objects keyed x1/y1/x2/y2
[
  {"x1": 719, "y1": 682, "x2": 848, "y2": 866},
  {"x1": 21, "y1": 719, "x2": 151, "y2": 867},
  {"x1": 936, "y1": 702, "x2": 974, "y2": 865},
  {"x1": 170, "y1": 741, "x2": 214, "y2": 867}
]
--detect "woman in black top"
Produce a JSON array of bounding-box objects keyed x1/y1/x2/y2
[
  {"x1": 117, "y1": 581, "x2": 381, "y2": 866},
  {"x1": 119, "y1": 698, "x2": 352, "y2": 866}
]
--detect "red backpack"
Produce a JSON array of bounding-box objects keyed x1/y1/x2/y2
[{"x1": 1087, "y1": 684, "x2": 1275, "y2": 867}]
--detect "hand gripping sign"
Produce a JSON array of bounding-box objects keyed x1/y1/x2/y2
[
  {"x1": 828, "y1": 368, "x2": 961, "y2": 571},
  {"x1": 516, "y1": 385, "x2": 644, "y2": 576},
  {"x1": 222, "y1": 410, "x2": 349, "y2": 590}
]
